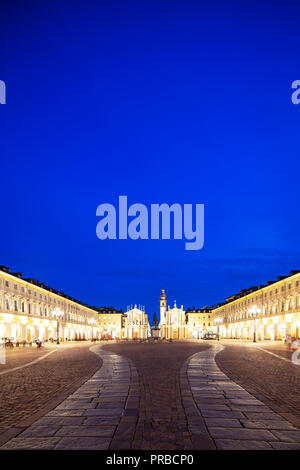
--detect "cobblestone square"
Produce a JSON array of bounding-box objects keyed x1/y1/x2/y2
[{"x1": 0, "y1": 340, "x2": 300, "y2": 450}]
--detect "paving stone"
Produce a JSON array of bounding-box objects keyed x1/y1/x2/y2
[
  {"x1": 215, "y1": 439, "x2": 273, "y2": 450},
  {"x1": 244, "y1": 412, "x2": 286, "y2": 421},
  {"x1": 113, "y1": 423, "x2": 136, "y2": 440},
  {"x1": 110, "y1": 439, "x2": 133, "y2": 450},
  {"x1": 94, "y1": 397, "x2": 126, "y2": 403},
  {"x1": 68, "y1": 394, "x2": 96, "y2": 399},
  {"x1": 204, "y1": 418, "x2": 242, "y2": 428},
  {"x1": 229, "y1": 405, "x2": 272, "y2": 412},
  {"x1": 33, "y1": 416, "x2": 84, "y2": 426},
  {"x1": 191, "y1": 386, "x2": 218, "y2": 391},
  {"x1": 56, "y1": 401, "x2": 97, "y2": 410},
  {"x1": 201, "y1": 410, "x2": 245, "y2": 419},
  {"x1": 47, "y1": 409, "x2": 85, "y2": 417},
  {"x1": 229, "y1": 399, "x2": 265, "y2": 406},
  {"x1": 270, "y1": 442, "x2": 300, "y2": 450},
  {"x1": 124, "y1": 408, "x2": 139, "y2": 417},
  {"x1": 224, "y1": 393, "x2": 253, "y2": 399},
  {"x1": 93, "y1": 408, "x2": 124, "y2": 415},
  {"x1": 55, "y1": 425, "x2": 115, "y2": 437},
  {"x1": 271, "y1": 430, "x2": 300, "y2": 442},
  {"x1": 19, "y1": 425, "x2": 61, "y2": 437},
  {"x1": 195, "y1": 396, "x2": 232, "y2": 404},
  {"x1": 83, "y1": 408, "x2": 119, "y2": 416},
  {"x1": 208, "y1": 427, "x2": 278, "y2": 440},
  {"x1": 96, "y1": 403, "x2": 125, "y2": 409},
  {"x1": 65, "y1": 397, "x2": 93, "y2": 402},
  {"x1": 55, "y1": 436, "x2": 111, "y2": 450},
  {"x1": 216, "y1": 384, "x2": 244, "y2": 390},
  {"x1": 83, "y1": 416, "x2": 121, "y2": 426},
  {"x1": 190, "y1": 434, "x2": 216, "y2": 450},
  {"x1": 240, "y1": 420, "x2": 297, "y2": 430},
  {"x1": 1, "y1": 437, "x2": 61, "y2": 450},
  {"x1": 198, "y1": 404, "x2": 231, "y2": 411}
]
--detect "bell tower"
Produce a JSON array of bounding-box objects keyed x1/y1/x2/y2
[{"x1": 160, "y1": 289, "x2": 166, "y2": 324}]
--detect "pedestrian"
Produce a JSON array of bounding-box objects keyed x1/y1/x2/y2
[
  {"x1": 291, "y1": 338, "x2": 300, "y2": 352},
  {"x1": 286, "y1": 335, "x2": 292, "y2": 350}
]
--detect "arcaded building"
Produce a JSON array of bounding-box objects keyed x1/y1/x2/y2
[
  {"x1": 0, "y1": 266, "x2": 99, "y2": 343},
  {"x1": 212, "y1": 270, "x2": 300, "y2": 341}
]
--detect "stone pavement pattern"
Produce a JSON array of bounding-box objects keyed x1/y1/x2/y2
[
  {"x1": 0, "y1": 343, "x2": 100, "y2": 438},
  {"x1": 183, "y1": 344, "x2": 300, "y2": 450},
  {"x1": 0, "y1": 346, "x2": 53, "y2": 372},
  {"x1": 1, "y1": 345, "x2": 134, "y2": 450},
  {"x1": 215, "y1": 342, "x2": 300, "y2": 426},
  {"x1": 104, "y1": 341, "x2": 212, "y2": 450},
  {"x1": 1, "y1": 341, "x2": 300, "y2": 450}
]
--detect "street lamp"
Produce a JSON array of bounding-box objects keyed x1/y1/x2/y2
[
  {"x1": 214, "y1": 317, "x2": 222, "y2": 340},
  {"x1": 53, "y1": 308, "x2": 64, "y2": 345},
  {"x1": 248, "y1": 305, "x2": 261, "y2": 343}
]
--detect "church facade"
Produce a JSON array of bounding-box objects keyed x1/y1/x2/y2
[
  {"x1": 160, "y1": 289, "x2": 189, "y2": 340},
  {"x1": 159, "y1": 289, "x2": 215, "y2": 340},
  {"x1": 123, "y1": 305, "x2": 149, "y2": 339}
]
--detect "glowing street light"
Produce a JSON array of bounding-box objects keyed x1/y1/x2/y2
[
  {"x1": 248, "y1": 305, "x2": 261, "y2": 343},
  {"x1": 53, "y1": 308, "x2": 64, "y2": 345}
]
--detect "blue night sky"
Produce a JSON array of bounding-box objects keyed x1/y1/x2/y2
[{"x1": 1, "y1": 1, "x2": 300, "y2": 323}]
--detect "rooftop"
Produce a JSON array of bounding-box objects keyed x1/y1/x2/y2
[
  {"x1": 0, "y1": 265, "x2": 98, "y2": 312},
  {"x1": 216, "y1": 270, "x2": 300, "y2": 307}
]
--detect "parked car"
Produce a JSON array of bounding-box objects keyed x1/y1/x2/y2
[{"x1": 202, "y1": 333, "x2": 219, "y2": 340}]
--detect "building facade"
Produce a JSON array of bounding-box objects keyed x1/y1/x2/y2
[
  {"x1": 98, "y1": 308, "x2": 123, "y2": 340},
  {"x1": 0, "y1": 266, "x2": 99, "y2": 343},
  {"x1": 160, "y1": 290, "x2": 188, "y2": 339},
  {"x1": 186, "y1": 308, "x2": 214, "y2": 339},
  {"x1": 212, "y1": 270, "x2": 300, "y2": 341},
  {"x1": 159, "y1": 289, "x2": 215, "y2": 340},
  {"x1": 97, "y1": 306, "x2": 150, "y2": 340},
  {"x1": 3, "y1": 263, "x2": 299, "y2": 345},
  {"x1": 123, "y1": 305, "x2": 149, "y2": 339}
]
